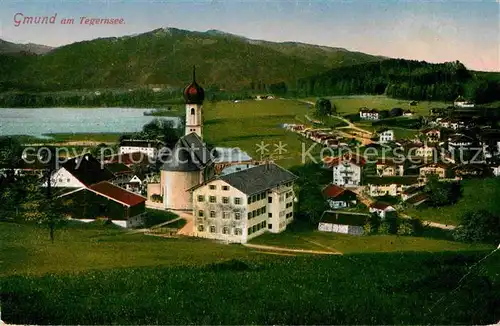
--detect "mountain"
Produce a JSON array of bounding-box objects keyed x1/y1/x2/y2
[
  {"x1": 0, "y1": 28, "x2": 383, "y2": 91},
  {"x1": 0, "y1": 39, "x2": 53, "y2": 55}
]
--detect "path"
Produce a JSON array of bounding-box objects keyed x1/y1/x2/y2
[{"x1": 243, "y1": 243, "x2": 342, "y2": 255}]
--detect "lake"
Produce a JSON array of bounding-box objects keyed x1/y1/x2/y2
[{"x1": 0, "y1": 108, "x2": 181, "y2": 138}]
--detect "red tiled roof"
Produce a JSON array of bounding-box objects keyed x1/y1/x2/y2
[
  {"x1": 370, "y1": 201, "x2": 393, "y2": 210},
  {"x1": 323, "y1": 153, "x2": 366, "y2": 167},
  {"x1": 89, "y1": 181, "x2": 146, "y2": 207},
  {"x1": 322, "y1": 184, "x2": 346, "y2": 198}
]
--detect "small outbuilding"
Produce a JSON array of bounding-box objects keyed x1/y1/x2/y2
[{"x1": 318, "y1": 211, "x2": 368, "y2": 235}]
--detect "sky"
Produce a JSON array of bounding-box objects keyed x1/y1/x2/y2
[{"x1": 0, "y1": 0, "x2": 498, "y2": 71}]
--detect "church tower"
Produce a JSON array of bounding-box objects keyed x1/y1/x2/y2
[{"x1": 183, "y1": 66, "x2": 205, "y2": 139}]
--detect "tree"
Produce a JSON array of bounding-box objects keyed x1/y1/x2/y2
[
  {"x1": 453, "y1": 209, "x2": 500, "y2": 244},
  {"x1": 379, "y1": 215, "x2": 398, "y2": 235},
  {"x1": 424, "y1": 175, "x2": 461, "y2": 207},
  {"x1": 315, "y1": 98, "x2": 333, "y2": 116},
  {"x1": 0, "y1": 136, "x2": 23, "y2": 183},
  {"x1": 296, "y1": 183, "x2": 329, "y2": 225},
  {"x1": 363, "y1": 213, "x2": 381, "y2": 235},
  {"x1": 390, "y1": 107, "x2": 403, "y2": 117}
]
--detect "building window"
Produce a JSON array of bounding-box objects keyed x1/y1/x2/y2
[
  {"x1": 210, "y1": 211, "x2": 216, "y2": 218},
  {"x1": 234, "y1": 212, "x2": 241, "y2": 220},
  {"x1": 268, "y1": 213, "x2": 272, "y2": 218},
  {"x1": 222, "y1": 197, "x2": 229, "y2": 204},
  {"x1": 261, "y1": 221, "x2": 266, "y2": 228},
  {"x1": 223, "y1": 212, "x2": 230, "y2": 219},
  {"x1": 197, "y1": 195, "x2": 204, "y2": 202},
  {"x1": 235, "y1": 228, "x2": 242, "y2": 235},
  {"x1": 268, "y1": 224, "x2": 272, "y2": 229},
  {"x1": 209, "y1": 185, "x2": 216, "y2": 190},
  {"x1": 210, "y1": 226, "x2": 216, "y2": 233},
  {"x1": 222, "y1": 226, "x2": 229, "y2": 234},
  {"x1": 222, "y1": 185, "x2": 229, "y2": 191},
  {"x1": 252, "y1": 211, "x2": 256, "y2": 218},
  {"x1": 248, "y1": 212, "x2": 252, "y2": 219},
  {"x1": 198, "y1": 210, "x2": 204, "y2": 217},
  {"x1": 191, "y1": 108, "x2": 195, "y2": 115},
  {"x1": 234, "y1": 197, "x2": 241, "y2": 205},
  {"x1": 248, "y1": 227, "x2": 252, "y2": 235},
  {"x1": 198, "y1": 225, "x2": 204, "y2": 232},
  {"x1": 209, "y1": 196, "x2": 216, "y2": 203},
  {"x1": 268, "y1": 197, "x2": 272, "y2": 203},
  {"x1": 262, "y1": 206, "x2": 266, "y2": 213}
]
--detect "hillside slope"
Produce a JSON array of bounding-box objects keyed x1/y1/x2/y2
[
  {"x1": 0, "y1": 39, "x2": 53, "y2": 55},
  {"x1": 0, "y1": 28, "x2": 383, "y2": 91}
]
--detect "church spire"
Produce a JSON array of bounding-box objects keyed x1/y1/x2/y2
[{"x1": 192, "y1": 65, "x2": 196, "y2": 82}]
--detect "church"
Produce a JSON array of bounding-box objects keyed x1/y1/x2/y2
[{"x1": 146, "y1": 68, "x2": 297, "y2": 243}]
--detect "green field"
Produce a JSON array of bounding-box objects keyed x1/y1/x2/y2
[
  {"x1": 203, "y1": 99, "x2": 322, "y2": 167},
  {"x1": 1, "y1": 221, "x2": 499, "y2": 325},
  {"x1": 405, "y1": 178, "x2": 500, "y2": 225},
  {"x1": 249, "y1": 225, "x2": 493, "y2": 253},
  {"x1": 306, "y1": 95, "x2": 448, "y2": 116}
]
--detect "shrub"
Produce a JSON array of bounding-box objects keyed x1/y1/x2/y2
[{"x1": 453, "y1": 209, "x2": 500, "y2": 244}]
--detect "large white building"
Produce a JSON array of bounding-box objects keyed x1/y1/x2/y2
[
  {"x1": 119, "y1": 140, "x2": 163, "y2": 159},
  {"x1": 190, "y1": 163, "x2": 297, "y2": 243},
  {"x1": 323, "y1": 155, "x2": 365, "y2": 187},
  {"x1": 378, "y1": 128, "x2": 394, "y2": 143}
]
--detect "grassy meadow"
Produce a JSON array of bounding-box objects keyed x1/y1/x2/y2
[
  {"x1": 405, "y1": 177, "x2": 500, "y2": 225},
  {"x1": 203, "y1": 99, "x2": 322, "y2": 167},
  {"x1": 306, "y1": 95, "x2": 448, "y2": 116},
  {"x1": 1, "y1": 221, "x2": 499, "y2": 325}
]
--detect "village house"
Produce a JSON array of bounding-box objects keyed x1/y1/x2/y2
[
  {"x1": 377, "y1": 128, "x2": 394, "y2": 144},
  {"x1": 413, "y1": 144, "x2": 436, "y2": 159},
  {"x1": 437, "y1": 118, "x2": 466, "y2": 130},
  {"x1": 402, "y1": 109, "x2": 414, "y2": 117},
  {"x1": 448, "y1": 133, "x2": 475, "y2": 152},
  {"x1": 317, "y1": 211, "x2": 367, "y2": 235},
  {"x1": 365, "y1": 176, "x2": 421, "y2": 197},
  {"x1": 359, "y1": 108, "x2": 379, "y2": 120},
  {"x1": 119, "y1": 139, "x2": 163, "y2": 159},
  {"x1": 376, "y1": 158, "x2": 405, "y2": 176},
  {"x1": 453, "y1": 164, "x2": 491, "y2": 179},
  {"x1": 421, "y1": 128, "x2": 441, "y2": 142},
  {"x1": 322, "y1": 184, "x2": 357, "y2": 209},
  {"x1": 419, "y1": 162, "x2": 452, "y2": 180},
  {"x1": 190, "y1": 163, "x2": 297, "y2": 243},
  {"x1": 454, "y1": 95, "x2": 475, "y2": 108},
  {"x1": 323, "y1": 154, "x2": 366, "y2": 187},
  {"x1": 369, "y1": 202, "x2": 396, "y2": 218}
]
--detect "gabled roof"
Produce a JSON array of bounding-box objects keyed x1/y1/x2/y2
[
  {"x1": 323, "y1": 153, "x2": 366, "y2": 167},
  {"x1": 322, "y1": 184, "x2": 356, "y2": 199},
  {"x1": 369, "y1": 201, "x2": 393, "y2": 210},
  {"x1": 105, "y1": 163, "x2": 133, "y2": 175},
  {"x1": 320, "y1": 211, "x2": 368, "y2": 227},
  {"x1": 89, "y1": 181, "x2": 146, "y2": 207},
  {"x1": 61, "y1": 154, "x2": 115, "y2": 187},
  {"x1": 162, "y1": 132, "x2": 213, "y2": 172},
  {"x1": 216, "y1": 163, "x2": 297, "y2": 196}
]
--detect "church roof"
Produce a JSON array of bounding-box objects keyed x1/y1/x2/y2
[
  {"x1": 162, "y1": 132, "x2": 213, "y2": 172},
  {"x1": 183, "y1": 66, "x2": 205, "y2": 105}
]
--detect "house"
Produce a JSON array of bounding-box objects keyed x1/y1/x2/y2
[
  {"x1": 419, "y1": 162, "x2": 451, "y2": 180},
  {"x1": 359, "y1": 108, "x2": 379, "y2": 120},
  {"x1": 404, "y1": 193, "x2": 429, "y2": 207},
  {"x1": 119, "y1": 139, "x2": 163, "y2": 159},
  {"x1": 413, "y1": 144, "x2": 436, "y2": 158},
  {"x1": 454, "y1": 96, "x2": 475, "y2": 108},
  {"x1": 438, "y1": 118, "x2": 466, "y2": 130},
  {"x1": 58, "y1": 180, "x2": 147, "y2": 228},
  {"x1": 448, "y1": 134, "x2": 475, "y2": 152},
  {"x1": 323, "y1": 154, "x2": 366, "y2": 187},
  {"x1": 453, "y1": 164, "x2": 491, "y2": 179},
  {"x1": 421, "y1": 128, "x2": 441, "y2": 142},
  {"x1": 365, "y1": 176, "x2": 421, "y2": 197},
  {"x1": 401, "y1": 185, "x2": 424, "y2": 201},
  {"x1": 190, "y1": 163, "x2": 297, "y2": 243},
  {"x1": 47, "y1": 154, "x2": 115, "y2": 188},
  {"x1": 106, "y1": 162, "x2": 145, "y2": 194},
  {"x1": 369, "y1": 202, "x2": 396, "y2": 218},
  {"x1": 376, "y1": 158, "x2": 405, "y2": 176},
  {"x1": 317, "y1": 211, "x2": 367, "y2": 235},
  {"x1": 322, "y1": 184, "x2": 357, "y2": 209},
  {"x1": 402, "y1": 109, "x2": 414, "y2": 117},
  {"x1": 104, "y1": 152, "x2": 153, "y2": 167},
  {"x1": 378, "y1": 128, "x2": 394, "y2": 143}
]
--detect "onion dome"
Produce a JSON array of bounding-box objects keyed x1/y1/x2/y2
[{"x1": 183, "y1": 66, "x2": 205, "y2": 104}]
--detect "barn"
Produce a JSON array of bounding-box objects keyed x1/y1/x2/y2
[{"x1": 318, "y1": 211, "x2": 368, "y2": 236}]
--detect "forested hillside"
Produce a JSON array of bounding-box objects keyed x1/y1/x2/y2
[{"x1": 293, "y1": 59, "x2": 500, "y2": 103}]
